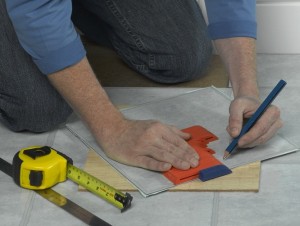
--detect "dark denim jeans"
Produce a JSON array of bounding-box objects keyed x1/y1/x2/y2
[
  {"x1": 0, "y1": 0, "x2": 212, "y2": 132},
  {"x1": 72, "y1": 0, "x2": 212, "y2": 83},
  {"x1": 0, "y1": 0, "x2": 72, "y2": 132}
]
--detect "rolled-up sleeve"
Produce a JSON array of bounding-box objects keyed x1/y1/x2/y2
[
  {"x1": 204, "y1": 0, "x2": 257, "y2": 40},
  {"x1": 5, "y1": 0, "x2": 86, "y2": 74}
]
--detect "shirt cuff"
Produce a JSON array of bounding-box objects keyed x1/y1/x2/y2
[
  {"x1": 33, "y1": 35, "x2": 86, "y2": 75},
  {"x1": 208, "y1": 20, "x2": 257, "y2": 40}
]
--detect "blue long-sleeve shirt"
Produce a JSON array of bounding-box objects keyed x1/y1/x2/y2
[
  {"x1": 5, "y1": 0, "x2": 256, "y2": 75},
  {"x1": 205, "y1": 0, "x2": 256, "y2": 39}
]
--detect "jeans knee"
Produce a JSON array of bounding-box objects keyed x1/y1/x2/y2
[
  {"x1": 0, "y1": 91, "x2": 73, "y2": 133},
  {"x1": 144, "y1": 35, "x2": 213, "y2": 84},
  {"x1": 172, "y1": 39, "x2": 213, "y2": 82},
  {"x1": 25, "y1": 101, "x2": 73, "y2": 133}
]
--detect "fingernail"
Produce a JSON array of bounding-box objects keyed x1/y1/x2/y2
[
  {"x1": 191, "y1": 158, "x2": 199, "y2": 167},
  {"x1": 163, "y1": 163, "x2": 171, "y2": 170},
  {"x1": 194, "y1": 153, "x2": 200, "y2": 160},
  {"x1": 231, "y1": 127, "x2": 239, "y2": 136},
  {"x1": 182, "y1": 161, "x2": 190, "y2": 169},
  {"x1": 231, "y1": 127, "x2": 238, "y2": 133}
]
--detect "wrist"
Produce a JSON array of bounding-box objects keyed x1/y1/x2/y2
[
  {"x1": 88, "y1": 103, "x2": 127, "y2": 144},
  {"x1": 232, "y1": 78, "x2": 260, "y2": 99}
]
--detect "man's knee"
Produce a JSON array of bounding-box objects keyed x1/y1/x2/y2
[
  {"x1": 0, "y1": 90, "x2": 73, "y2": 133},
  {"x1": 113, "y1": 17, "x2": 213, "y2": 84},
  {"x1": 142, "y1": 35, "x2": 213, "y2": 84},
  {"x1": 167, "y1": 36, "x2": 213, "y2": 83},
  {"x1": 23, "y1": 98, "x2": 73, "y2": 133}
]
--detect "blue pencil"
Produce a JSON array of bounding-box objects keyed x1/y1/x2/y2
[{"x1": 223, "y1": 79, "x2": 287, "y2": 160}]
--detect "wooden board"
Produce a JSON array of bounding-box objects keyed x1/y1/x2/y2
[{"x1": 80, "y1": 150, "x2": 261, "y2": 192}]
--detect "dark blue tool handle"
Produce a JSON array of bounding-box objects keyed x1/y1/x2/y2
[{"x1": 226, "y1": 79, "x2": 287, "y2": 154}]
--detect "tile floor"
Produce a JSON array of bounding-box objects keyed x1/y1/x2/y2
[{"x1": 1, "y1": 54, "x2": 300, "y2": 226}]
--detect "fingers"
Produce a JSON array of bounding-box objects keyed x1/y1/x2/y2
[
  {"x1": 238, "y1": 105, "x2": 282, "y2": 148},
  {"x1": 168, "y1": 125, "x2": 192, "y2": 140},
  {"x1": 227, "y1": 95, "x2": 282, "y2": 149},
  {"x1": 227, "y1": 100, "x2": 245, "y2": 137},
  {"x1": 134, "y1": 155, "x2": 172, "y2": 172},
  {"x1": 164, "y1": 125, "x2": 199, "y2": 159},
  {"x1": 102, "y1": 120, "x2": 200, "y2": 172},
  {"x1": 134, "y1": 142, "x2": 198, "y2": 172},
  {"x1": 135, "y1": 146, "x2": 189, "y2": 171},
  {"x1": 240, "y1": 119, "x2": 283, "y2": 148},
  {"x1": 227, "y1": 97, "x2": 260, "y2": 138},
  {"x1": 146, "y1": 123, "x2": 199, "y2": 169},
  {"x1": 133, "y1": 124, "x2": 199, "y2": 171},
  {"x1": 154, "y1": 139, "x2": 199, "y2": 169}
]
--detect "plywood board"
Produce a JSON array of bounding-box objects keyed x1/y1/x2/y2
[{"x1": 80, "y1": 150, "x2": 261, "y2": 192}]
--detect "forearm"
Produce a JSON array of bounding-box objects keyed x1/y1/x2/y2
[
  {"x1": 48, "y1": 57, "x2": 199, "y2": 171},
  {"x1": 48, "y1": 57, "x2": 124, "y2": 142},
  {"x1": 214, "y1": 37, "x2": 259, "y2": 99}
]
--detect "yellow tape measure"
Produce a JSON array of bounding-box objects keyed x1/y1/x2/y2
[{"x1": 12, "y1": 146, "x2": 132, "y2": 212}]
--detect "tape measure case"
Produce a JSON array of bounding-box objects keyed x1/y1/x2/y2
[{"x1": 13, "y1": 146, "x2": 70, "y2": 190}]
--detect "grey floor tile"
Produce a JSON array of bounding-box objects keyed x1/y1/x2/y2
[
  {"x1": 97, "y1": 192, "x2": 214, "y2": 226},
  {"x1": 105, "y1": 87, "x2": 199, "y2": 107},
  {"x1": 105, "y1": 87, "x2": 232, "y2": 108},
  {"x1": 0, "y1": 174, "x2": 31, "y2": 226},
  {"x1": 257, "y1": 54, "x2": 300, "y2": 87},
  {"x1": 217, "y1": 164, "x2": 300, "y2": 226}
]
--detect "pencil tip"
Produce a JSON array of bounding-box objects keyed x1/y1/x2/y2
[{"x1": 223, "y1": 151, "x2": 230, "y2": 160}]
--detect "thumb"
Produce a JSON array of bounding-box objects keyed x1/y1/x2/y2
[{"x1": 227, "y1": 101, "x2": 244, "y2": 138}]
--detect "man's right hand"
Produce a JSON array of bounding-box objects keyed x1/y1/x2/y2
[{"x1": 98, "y1": 119, "x2": 200, "y2": 172}]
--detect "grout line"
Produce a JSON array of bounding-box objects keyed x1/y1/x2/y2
[
  {"x1": 211, "y1": 192, "x2": 220, "y2": 226},
  {"x1": 65, "y1": 125, "x2": 93, "y2": 151},
  {"x1": 46, "y1": 129, "x2": 58, "y2": 147},
  {"x1": 19, "y1": 191, "x2": 36, "y2": 226},
  {"x1": 18, "y1": 130, "x2": 58, "y2": 226}
]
